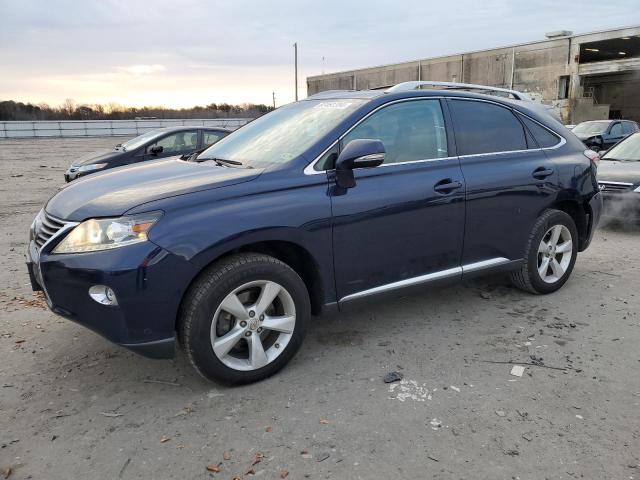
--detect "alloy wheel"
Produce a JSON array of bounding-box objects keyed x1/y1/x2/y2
[
  {"x1": 210, "y1": 280, "x2": 296, "y2": 371},
  {"x1": 537, "y1": 224, "x2": 573, "y2": 284}
]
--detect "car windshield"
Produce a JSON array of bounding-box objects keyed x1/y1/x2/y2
[
  {"x1": 573, "y1": 121, "x2": 609, "y2": 135},
  {"x1": 602, "y1": 132, "x2": 640, "y2": 162},
  {"x1": 197, "y1": 99, "x2": 366, "y2": 167},
  {"x1": 120, "y1": 130, "x2": 170, "y2": 151}
]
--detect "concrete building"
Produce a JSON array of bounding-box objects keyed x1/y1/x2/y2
[{"x1": 307, "y1": 26, "x2": 640, "y2": 124}]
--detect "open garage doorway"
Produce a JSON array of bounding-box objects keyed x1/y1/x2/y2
[{"x1": 581, "y1": 71, "x2": 640, "y2": 122}]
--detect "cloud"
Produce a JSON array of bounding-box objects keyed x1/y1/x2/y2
[
  {"x1": 0, "y1": 0, "x2": 638, "y2": 106},
  {"x1": 115, "y1": 64, "x2": 166, "y2": 76}
]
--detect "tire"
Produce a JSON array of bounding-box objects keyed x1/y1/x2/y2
[
  {"x1": 178, "y1": 253, "x2": 310, "y2": 384},
  {"x1": 510, "y1": 209, "x2": 578, "y2": 294}
]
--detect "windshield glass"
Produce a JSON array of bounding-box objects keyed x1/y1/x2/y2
[
  {"x1": 197, "y1": 99, "x2": 366, "y2": 167},
  {"x1": 602, "y1": 132, "x2": 640, "y2": 161},
  {"x1": 120, "y1": 129, "x2": 168, "y2": 151},
  {"x1": 573, "y1": 121, "x2": 609, "y2": 135}
]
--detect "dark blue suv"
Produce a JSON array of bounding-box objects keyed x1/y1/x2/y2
[{"x1": 26, "y1": 82, "x2": 603, "y2": 384}]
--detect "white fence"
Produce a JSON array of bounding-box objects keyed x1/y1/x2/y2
[{"x1": 0, "y1": 118, "x2": 252, "y2": 138}]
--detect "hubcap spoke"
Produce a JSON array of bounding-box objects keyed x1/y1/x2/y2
[
  {"x1": 212, "y1": 325, "x2": 245, "y2": 358},
  {"x1": 538, "y1": 241, "x2": 550, "y2": 254},
  {"x1": 261, "y1": 314, "x2": 296, "y2": 334},
  {"x1": 550, "y1": 258, "x2": 564, "y2": 278},
  {"x1": 254, "y1": 281, "x2": 281, "y2": 316},
  {"x1": 555, "y1": 240, "x2": 572, "y2": 254},
  {"x1": 549, "y1": 225, "x2": 563, "y2": 247},
  {"x1": 220, "y1": 293, "x2": 249, "y2": 320},
  {"x1": 538, "y1": 256, "x2": 550, "y2": 277},
  {"x1": 248, "y1": 333, "x2": 269, "y2": 369}
]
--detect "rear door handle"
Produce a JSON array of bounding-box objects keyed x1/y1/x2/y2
[
  {"x1": 434, "y1": 179, "x2": 462, "y2": 194},
  {"x1": 532, "y1": 167, "x2": 554, "y2": 180}
]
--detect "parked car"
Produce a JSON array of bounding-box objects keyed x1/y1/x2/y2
[
  {"x1": 27, "y1": 82, "x2": 602, "y2": 384},
  {"x1": 572, "y1": 119, "x2": 639, "y2": 152},
  {"x1": 597, "y1": 132, "x2": 640, "y2": 218},
  {"x1": 64, "y1": 126, "x2": 230, "y2": 181}
]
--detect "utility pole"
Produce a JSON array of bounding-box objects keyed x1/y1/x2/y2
[
  {"x1": 294, "y1": 42, "x2": 298, "y2": 101},
  {"x1": 272, "y1": 91, "x2": 276, "y2": 109}
]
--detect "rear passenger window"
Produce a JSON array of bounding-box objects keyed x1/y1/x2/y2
[
  {"x1": 341, "y1": 99, "x2": 448, "y2": 165},
  {"x1": 517, "y1": 114, "x2": 562, "y2": 148},
  {"x1": 449, "y1": 100, "x2": 526, "y2": 155}
]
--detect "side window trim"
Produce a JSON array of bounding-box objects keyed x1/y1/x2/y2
[
  {"x1": 306, "y1": 97, "x2": 455, "y2": 174},
  {"x1": 447, "y1": 97, "x2": 530, "y2": 157},
  {"x1": 446, "y1": 97, "x2": 565, "y2": 155}
]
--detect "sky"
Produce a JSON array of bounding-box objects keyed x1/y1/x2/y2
[{"x1": 0, "y1": 0, "x2": 639, "y2": 108}]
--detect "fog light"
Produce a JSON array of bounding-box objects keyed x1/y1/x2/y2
[{"x1": 89, "y1": 285, "x2": 118, "y2": 306}]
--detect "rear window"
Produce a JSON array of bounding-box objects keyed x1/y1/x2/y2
[
  {"x1": 449, "y1": 100, "x2": 527, "y2": 155},
  {"x1": 517, "y1": 114, "x2": 561, "y2": 148}
]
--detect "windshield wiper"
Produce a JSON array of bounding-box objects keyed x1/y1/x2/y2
[{"x1": 199, "y1": 157, "x2": 251, "y2": 168}]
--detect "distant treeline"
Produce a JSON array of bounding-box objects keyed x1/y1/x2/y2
[{"x1": 0, "y1": 99, "x2": 274, "y2": 121}]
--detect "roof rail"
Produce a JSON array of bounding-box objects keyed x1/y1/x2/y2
[{"x1": 385, "y1": 81, "x2": 531, "y2": 101}]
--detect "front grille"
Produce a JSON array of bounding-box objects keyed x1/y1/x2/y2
[
  {"x1": 598, "y1": 181, "x2": 634, "y2": 193},
  {"x1": 34, "y1": 210, "x2": 68, "y2": 249}
]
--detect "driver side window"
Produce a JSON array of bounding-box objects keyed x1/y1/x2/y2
[
  {"x1": 341, "y1": 100, "x2": 448, "y2": 165},
  {"x1": 148, "y1": 130, "x2": 198, "y2": 155},
  {"x1": 609, "y1": 122, "x2": 622, "y2": 137}
]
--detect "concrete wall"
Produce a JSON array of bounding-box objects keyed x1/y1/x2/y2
[
  {"x1": 307, "y1": 40, "x2": 571, "y2": 99},
  {"x1": 307, "y1": 26, "x2": 640, "y2": 124}
]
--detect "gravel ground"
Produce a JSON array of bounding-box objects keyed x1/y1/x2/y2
[{"x1": 1, "y1": 138, "x2": 639, "y2": 480}]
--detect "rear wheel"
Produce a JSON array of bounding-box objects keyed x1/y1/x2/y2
[
  {"x1": 178, "y1": 253, "x2": 310, "y2": 384},
  {"x1": 511, "y1": 210, "x2": 578, "y2": 294}
]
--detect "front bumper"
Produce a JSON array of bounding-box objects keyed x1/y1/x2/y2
[{"x1": 26, "y1": 236, "x2": 194, "y2": 359}]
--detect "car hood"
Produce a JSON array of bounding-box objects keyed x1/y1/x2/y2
[
  {"x1": 597, "y1": 160, "x2": 640, "y2": 185},
  {"x1": 47, "y1": 158, "x2": 262, "y2": 221},
  {"x1": 72, "y1": 149, "x2": 122, "y2": 167}
]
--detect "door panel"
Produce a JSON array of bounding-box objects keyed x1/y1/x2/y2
[
  {"x1": 331, "y1": 160, "x2": 465, "y2": 300},
  {"x1": 447, "y1": 98, "x2": 558, "y2": 265},
  {"x1": 459, "y1": 150, "x2": 557, "y2": 264}
]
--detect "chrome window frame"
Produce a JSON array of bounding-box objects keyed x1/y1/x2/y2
[
  {"x1": 303, "y1": 96, "x2": 566, "y2": 174},
  {"x1": 448, "y1": 97, "x2": 565, "y2": 158},
  {"x1": 303, "y1": 97, "x2": 453, "y2": 175}
]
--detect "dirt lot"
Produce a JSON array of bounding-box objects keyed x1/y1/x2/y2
[{"x1": 1, "y1": 137, "x2": 639, "y2": 480}]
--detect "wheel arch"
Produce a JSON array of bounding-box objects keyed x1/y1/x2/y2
[
  {"x1": 548, "y1": 200, "x2": 590, "y2": 251},
  {"x1": 176, "y1": 239, "x2": 327, "y2": 334}
]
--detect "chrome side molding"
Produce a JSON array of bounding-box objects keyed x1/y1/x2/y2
[{"x1": 339, "y1": 257, "x2": 511, "y2": 303}]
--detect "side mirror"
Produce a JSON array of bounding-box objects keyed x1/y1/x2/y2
[
  {"x1": 150, "y1": 145, "x2": 164, "y2": 155},
  {"x1": 335, "y1": 139, "x2": 385, "y2": 188}
]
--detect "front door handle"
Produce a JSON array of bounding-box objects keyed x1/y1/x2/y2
[
  {"x1": 434, "y1": 179, "x2": 462, "y2": 194},
  {"x1": 532, "y1": 167, "x2": 554, "y2": 180}
]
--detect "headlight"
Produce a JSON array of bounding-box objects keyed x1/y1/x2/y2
[
  {"x1": 635, "y1": 185, "x2": 640, "y2": 193},
  {"x1": 53, "y1": 212, "x2": 162, "y2": 254},
  {"x1": 77, "y1": 163, "x2": 107, "y2": 173}
]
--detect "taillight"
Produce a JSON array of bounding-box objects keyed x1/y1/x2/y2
[{"x1": 583, "y1": 149, "x2": 600, "y2": 166}]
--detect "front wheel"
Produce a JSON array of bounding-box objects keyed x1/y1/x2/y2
[
  {"x1": 511, "y1": 209, "x2": 578, "y2": 294},
  {"x1": 178, "y1": 253, "x2": 310, "y2": 384}
]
